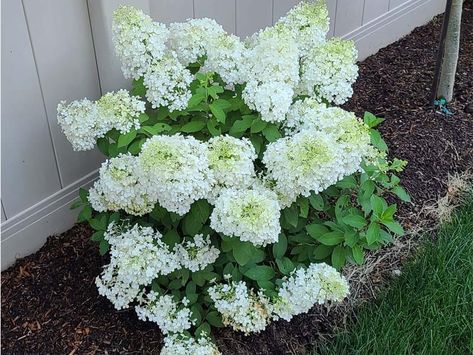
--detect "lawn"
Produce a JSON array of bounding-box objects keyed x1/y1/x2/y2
[{"x1": 319, "y1": 194, "x2": 473, "y2": 355}]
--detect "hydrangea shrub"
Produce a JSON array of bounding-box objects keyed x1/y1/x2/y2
[{"x1": 60, "y1": 2, "x2": 409, "y2": 353}]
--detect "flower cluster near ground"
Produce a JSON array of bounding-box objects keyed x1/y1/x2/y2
[{"x1": 58, "y1": 1, "x2": 409, "y2": 353}]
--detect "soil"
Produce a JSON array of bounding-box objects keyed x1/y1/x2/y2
[{"x1": 2, "y1": 4, "x2": 472, "y2": 354}]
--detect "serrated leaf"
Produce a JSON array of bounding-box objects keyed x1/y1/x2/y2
[
  {"x1": 283, "y1": 205, "x2": 299, "y2": 228},
  {"x1": 99, "y1": 239, "x2": 110, "y2": 255},
  {"x1": 208, "y1": 85, "x2": 224, "y2": 99},
  {"x1": 306, "y1": 224, "x2": 330, "y2": 239},
  {"x1": 370, "y1": 129, "x2": 388, "y2": 151},
  {"x1": 244, "y1": 266, "x2": 275, "y2": 281},
  {"x1": 90, "y1": 230, "x2": 104, "y2": 242},
  {"x1": 272, "y1": 233, "x2": 287, "y2": 259},
  {"x1": 363, "y1": 112, "x2": 385, "y2": 128},
  {"x1": 77, "y1": 205, "x2": 92, "y2": 222},
  {"x1": 366, "y1": 222, "x2": 381, "y2": 245},
  {"x1": 229, "y1": 115, "x2": 253, "y2": 134},
  {"x1": 331, "y1": 245, "x2": 345, "y2": 270},
  {"x1": 315, "y1": 230, "x2": 345, "y2": 246},
  {"x1": 382, "y1": 220, "x2": 405, "y2": 236},
  {"x1": 195, "y1": 322, "x2": 211, "y2": 337},
  {"x1": 370, "y1": 194, "x2": 387, "y2": 216},
  {"x1": 187, "y1": 93, "x2": 206, "y2": 108},
  {"x1": 336, "y1": 175, "x2": 358, "y2": 189},
  {"x1": 392, "y1": 186, "x2": 411, "y2": 202},
  {"x1": 342, "y1": 214, "x2": 367, "y2": 228},
  {"x1": 117, "y1": 130, "x2": 137, "y2": 148},
  {"x1": 352, "y1": 245, "x2": 364, "y2": 264},
  {"x1": 141, "y1": 123, "x2": 172, "y2": 135},
  {"x1": 207, "y1": 118, "x2": 221, "y2": 136},
  {"x1": 209, "y1": 102, "x2": 226, "y2": 123},
  {"x1": 262, "y1": 124, "x2": 282, "y2": 142},
  {"x1": 181, "y1": 119, "x2": 206, "y2": 133},
  {"x1": 79, "y1": 188, "x2": 89, "y2": 203},
  {"x1": 206, "y1": 311, "x2": 223, "y2": 327},
  {"x1": 211, "y1": 98, "x2": 232, "y2": 110},
  {"x1": 250, "y1": 118, "x2": 267, "y2": 133}
]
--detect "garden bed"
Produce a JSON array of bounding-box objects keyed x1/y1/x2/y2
[{"x1": 2, "y1": 5, "x2": 473, "y2": 354}]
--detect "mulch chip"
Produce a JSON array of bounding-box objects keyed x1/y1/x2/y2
[{"x1": 2, "y1": 4, "x2": 472, "y2": 354}]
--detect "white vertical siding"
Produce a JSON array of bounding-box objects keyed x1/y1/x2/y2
[
  {"x1": 237, "y1": 0, "x2": 273, "y2": 38},
  {"x1": 149, "y1": 0, "x2": 194, "y2": 23},
  {"x1": 390, "y1": 0, "x2": 410, "y2": 10},
  {"x1": 326, "y1": 0, "x2": 338, "y2": 36},
  {"x1": 273, "y1": 0, "x2": 300, "y2": 23},
  {"x1": 194, "y1": 0, "x2": 236, "y2": 33},
  {"x1": 334, "y1": 0, "x2": 364, "y2": 36},
  {"x1": 1, "y1": 202, "x2": 6, "y2": 222},
  {"x1": 1, "y1": 0, "x2": 62, "y2": 217},
  {"x1": 22, "y1": 0, "x2": 104, "y2": 187},
  {"x1": 363, "y1": 0, "x2": 390, "y2": 23}
]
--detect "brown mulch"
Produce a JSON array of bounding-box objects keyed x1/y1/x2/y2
[{"x1": 2, "y1": 5, "x2": 472, "y2": 354}]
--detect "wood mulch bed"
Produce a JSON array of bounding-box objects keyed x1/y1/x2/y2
[{"x1": 2, "y1": 4, "x2": 472, "y2": 354}]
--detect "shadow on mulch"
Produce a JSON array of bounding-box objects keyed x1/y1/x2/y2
[{"x1": 2, "y1": 5, "x2": 472, "y2": 354}]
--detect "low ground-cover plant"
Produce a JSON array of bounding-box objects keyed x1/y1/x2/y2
[{"x1": 59, "y1": 1, "x2": 409, "y2": 353}]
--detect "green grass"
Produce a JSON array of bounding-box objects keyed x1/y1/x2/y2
[{"x1": 319, "y1": 196, "x2": 473, "y2": 355}]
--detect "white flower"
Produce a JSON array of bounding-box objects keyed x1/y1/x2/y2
[
  {"x1": 112, "y1": 5, "x2": 169, "y2": 79},
  {"x1": 143, "y1": 53, "x2": 193, "y2": 112},
  {"x1": 299, "y1": 38, "x2": 358, "y2": 104},
  {"x1": 173, "y1": 234, "x2": 220, "y2": 272},
  {"x1": 135, "y1": 291, "x2": 194, "y2": 334},
  {"x1": 161, "y1": 334, "x2": 221, "y2": 355},
  {"x1": 139, "y1": 134, "x2": 213, "y2": 215},
  {"x1": 262, "y1": 130, "x2": 341, "y2": 208},
  {"x1": 96, "y1": 223, "x2": 179, "y2": 310},
  {"x1": 207, "y1": 135, "x2": 257, "y2": 201},
  {"x1": 272, "y1": 263, "x2": 349, "y2": 321},
  {"x1": 57, "y1": 90, "x2": 145, "y2": 151},
  {"x1": 88, "y1": 154, "x2": 156, "y2": 216},
  {"x1": 210, "y1": 186, "x2": 281, "y2": 246},
  {"x1": 208, "y1": 281, "x2": 272, "y2": 334},
  {"x1": 96, "y1": 89, "x2": 145, "y2": 134},
  {"x1": 200, "y1": 33, "x2": 245, "y2": 85},
  {"x1": 242, "y1": 81, "x2": 294, "y2": 123},
  {"x1": 168, "y1": 18, "x2": 225, "y2": 66},
  {"x1": 275, "y1": 0, "x2": 329, "y2": 57}
]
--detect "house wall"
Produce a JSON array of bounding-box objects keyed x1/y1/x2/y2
[{"x1": 1, "y1": 0, "x2": 446, "y2": 269}]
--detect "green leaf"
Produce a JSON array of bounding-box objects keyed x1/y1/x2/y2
[
  {"x1": 366, "y1": 222, "x2": 381, "y2": 245},
  {"x1": 314, "y1": 245, "x2": 333, "y2": 260},
  {"x1": 352, "y1": 245, "x2": 364, "y2": 264},
  {"x1": 381, "y1": 204, "x2": 397, "y2": 222},
  {"x1": 229, "y1": 115, "x2": 254, "y2": 134},
  {"x1": 211, "y1": 98, "x2": 232, "y2": 110},
  {"x1": 208, "y1": 85, "x2": 224, "y2": 99},
  {"x1": 283, "y1": 205, "x2": 299, "y2": 228},
  {"x1": 370, "y1": 194, "x2": 387, "y2": 216},
  {"x1": 187, "y1": 93, "x2": 206, "y2": 108},
  {"x1": 342, "y1": 214, "x2": 367, "y2": 229},
  {"x1": 250, "y1": 118, "x2": 267, "y2": 133},
  {"x1": 309, "y1": 193, "x2": 324, "y2": 211},
  {"x1": 331, "y1": 245, "x2": 346, "y2": 270},
  {"x1": 90, "y1": 231, "x2": 104, "y2": 242},
  {"x1": 370, "y1": 129, "x2": 388, "y2": 151},
  {"x1": 206, "y1": 311, "x2": 223, "y2": 327},
  {"x1": 209, "y1": 102, "x2": 226, "y2": 123},
  {"x1": 117, "y1": 130, "x2": 137, "y2": 148},
  {"x1": 163, "y1": 229, "x2": 181, "y2": 247},
  {"x1": 262, "y1": 124, "x2": 282, "y2": 142},
  {"x1": 298, "y1": 197, "x2": 309, "y2": 218},
  {"x1": 79, "y1": 188, "x2": 89, "y2": 203},
  {"x1": 392, "y1": 186, "x2": 411, "y2": 202},
  {"x1": 306, "y1": 224, "x2": 330, "y2": 239},
  {"x1": 77, "y1": 205, "x2": 92, "y2": 222},
  {"x1": 70, "y1": 199, "x2": 83, "y2": 210},
  {"x1": 272, "y1": 233, "x2": 287, "y2": 259},
  {"x1": 96, "y1": 137, "x2": 109, "y2": 156},
  {"x1": 131, "y1": 77, "x2": 146, "y2": 97},
  {"x1": 276, "y1": 257, "x2": 295, "y2": 275},
  {"x1": 141, "y1": 123, "x2": 172, "y2": 135},
  {"x1": 336, "y1": 175, "x2": 358, "y2": 189},
  {"x1": 250, "y1": 135, "x2": 263, "y2": 155},
  {"x1": 138, "y1": 112, "x2": 149, "y2": 123},
  {"x1": 181, "y1": 119, "x2": 206, "y2": 133},
  {"x1": 99, "y1": 239, "x2": 109, "y2": 255},
  {"x1": 363, "y1": 112, "x2": 385, "y2": 128},
  {"x1": 128, "y1": 138, "x2": 145, "y2": 155},
  {"x1": 314, "y1": 230, "x2": 345, "y2": 246},
  {"x1": 244, "y1": 266, "x2": 275, "y2": 281},
  {"x1": 195, "y1": 322, "x2": 211, "y2": 337},
  {"x1": 207, "y1": 118, "x2": 221, "y2": 136},
  {"x1": 192, "y1": 200, "x2": 211, "y2": 224},
  {"x1": 182, "y1": 213, "x2": 203, "y2": 236},
  {"x1": 233, "y1": 241, "x2": 257, "y2": 266},
  {"x1": 382, "y1": 220, "x2": 405, "y2": 236},
  {"x1": 89, "y1": 214, "x2": 108, "y2": 231}
]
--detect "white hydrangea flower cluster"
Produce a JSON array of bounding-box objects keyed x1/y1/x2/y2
[
  {"x1": 263, "y1": 130, "x2": 342, "y2": 208},
  {"x1": 272, "y1": 263, "x2": 349, "y2": 321},
  {"x1": 139, "y1": 134, "x2": 213, "y2": 215},
  {"x1": 112, "y1": 6, "x2": 169, "y2": 79},
  {"x1": 299, "y1": 38, "x2": 359, "y2": 104},
  {"x1": 210, "y1": 186, "x2": 281, "y2": 246},
  {"x1": 161, "y1": 334, "x2": 221, "y2": 355},
  {"x1": 135, "y1": 291, "x2": 194, "y2": 334},
  {"x1": 96, "y1": 223, "x2": 179, "y2": 310},
  {"x1": 57, "y1": 90, "x2": 145, "y2": 151},
  {"x1": 168, "y1": 18, "x2": 226, "y2": 65},
  {"x1": 143, "y1": 53, "x2": 193, "y2": 111},
  {"x1": 173, "y1": 234, "x2": 220, "y2": 272},
  {"x1": 207, "y1": 135, "x2": 257, "y2": 201},
  {"x1": 208, "y1": 281, "x2": 273, "y2": 334},
  {"x1": 88, "y1": 154, "x2": 156, "y2": 216}
]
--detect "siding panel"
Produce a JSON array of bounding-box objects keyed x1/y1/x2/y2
[
  {"x1": 236, "y1": 0, "x2": 272, "y2": 38},
  {"x1": 363, "y1": 0, "x2": 390, "y2": 24},
  {"x1": 194, "y1": 0, "x2": 236, "y2": 33},
  {"x1": 326, "y1": 0, "x2": 338, "y2": 36},
  {"x1": 23, "y1": 0, "x2": 104, "y2": 187},
  {"x1": 1, "y1": 0, "x2": 61, "y2": 218},
  {"x1": 149, "y1": 0, "x2": 194, "y2": 23},
  {"x1": 272, "y1": 0, "x2": 301, "y2": 23},
  {"x1": 390, "y1": 0, "x2": 409, "y2": 10},
  {"x1": 334, "y1": 0, "x2": 364, "y2": 36}
]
